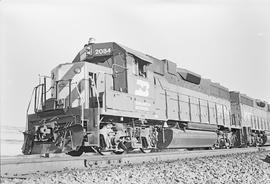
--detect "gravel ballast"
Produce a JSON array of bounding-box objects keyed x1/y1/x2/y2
[{"x1": 1, "y1": 151, "x2": 270, "y2": 184}]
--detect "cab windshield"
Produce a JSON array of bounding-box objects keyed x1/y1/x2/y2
[{"x1": 88, "y1": 56, "x2": 113, "y2": 68}]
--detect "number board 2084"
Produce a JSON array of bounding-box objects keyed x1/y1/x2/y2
[{"x1": 94, "y1": 48, "x2": 112, "y2": 56}]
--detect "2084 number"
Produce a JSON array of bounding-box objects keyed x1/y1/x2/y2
[{"x1": 94, "y1": 48, "x2": 112, "y2": 55}]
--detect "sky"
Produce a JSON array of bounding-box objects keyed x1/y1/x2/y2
[{"x1": 1, "y1": 0, "x2": 270, "y2": 127}]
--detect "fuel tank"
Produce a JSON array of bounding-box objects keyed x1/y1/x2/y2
[{"x1": 157, "y1": 128, "x2": 217, "y2": 149}]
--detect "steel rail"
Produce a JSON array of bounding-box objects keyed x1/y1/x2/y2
[{"x1": 1, "y1": 147, "x2": 270, "y2": 178}]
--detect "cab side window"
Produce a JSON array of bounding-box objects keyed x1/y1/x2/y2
[
  {"x1": 127, "y1": 54, "x2": 149, "y2": 78},
  {"x1": 133, "y1": 59, "x2": 139, "y2": 75},
  {"x1": 138, "y1": 60, "x2": 147, "y2": 77},
  {"x1": 133, "y1": 57, "x2": 147, "y2": 77}
]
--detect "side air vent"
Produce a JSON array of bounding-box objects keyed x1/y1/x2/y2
[
  {"x1": 177, "y1": 68, "x2": 201, "y2": 85},
  {"x1": 256, "y1": 101, "x2": 266, "y2": 108}
]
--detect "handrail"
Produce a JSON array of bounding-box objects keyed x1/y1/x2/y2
[
  {"x1": 112, "y1": 63, "x2": 128, "y2": 70},
  {"x1": 74, "y1": 82, "x2": 85, "y2": 124},
  {"x1": 89, "y1": 73, "x2": 100, "y2": 109},
  {"x1": 25, "y1": 88, "x2": 35, "y2": 130},
  {"x1": 89, "y1": 72, "x2": 102, "y2": 128},
  {"x1": 112, "y1": 64, "x2": 128, "y2": 76}
]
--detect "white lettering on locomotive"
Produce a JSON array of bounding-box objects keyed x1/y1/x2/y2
[
  {"x1": 134, "y1": 79, "x2": 149, "y2": 97},
  {"x1": 94, "y1": 48, "x2": 111, "y2": 56}
]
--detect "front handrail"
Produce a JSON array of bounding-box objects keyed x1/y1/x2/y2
[
  {"x1": 30, "y1": 72, "x2": 102, "y2": 123},
  {"x1": 25, "y1": 88, "x2": 36, "y2": 130},
  {"x1": 34, "y1": 84, "x2": 44, "y2": 112}
]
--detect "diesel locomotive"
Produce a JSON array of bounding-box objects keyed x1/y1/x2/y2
[{"x1": 22, "y1": 39, "x2": 270, "y2": 156}]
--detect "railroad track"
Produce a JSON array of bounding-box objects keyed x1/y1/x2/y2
[{"x1": 1, "y1": 147, "x2": 270, "y2": 179}]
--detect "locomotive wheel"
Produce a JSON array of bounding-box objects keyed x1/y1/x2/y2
[
  {"x1": 210, "y1": 145, "x2": 216, "y2": 150},
  {"x1": 140, "y1": 148, "x2": 152, "y2": 153},
  {"x1": 67, "y1": 150, "x2": 83, "y2": 156},
  {"x1": 140, "y1": 137, "x2": 152, "y2": 153},
  {"x1": 113, "y1": 150, "x2": 125, "y2": 154}
]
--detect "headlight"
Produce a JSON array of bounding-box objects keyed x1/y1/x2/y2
[{"x1": 74, "y1": 67, "x2": 81, "y2": 74}]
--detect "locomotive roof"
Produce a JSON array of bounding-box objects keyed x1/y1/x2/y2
[
  {"x1": 73, "y1": 41, "x2": 269, "y2": 105},
  {"x1": 230, "y1": 91, "x2": 270, "y2": 110},
  {"x1": 117, "y1": 43, "x2": 156, "y2": 64}
]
